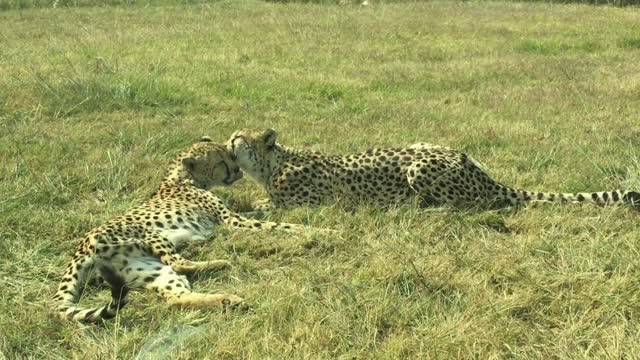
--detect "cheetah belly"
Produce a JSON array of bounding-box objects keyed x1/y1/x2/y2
[
  {"x1": 116, "y1": 255, "x2": 189, "y2": 289},
  {"x1": 159, "y1": 225, "x2": 215, "y2": 247}
]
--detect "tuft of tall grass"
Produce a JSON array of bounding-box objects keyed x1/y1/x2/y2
[{"x1": 31, "y1": 72, "x2": 196, "y2": 116}]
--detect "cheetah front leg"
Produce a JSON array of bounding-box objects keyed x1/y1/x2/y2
[
  {"x1": 219, "y1": 207, "x2": 335, "y2": 234},
  {"x1": 239, "y1": 198, "x2": 275, "y2": 219},
  {"x1": 252, "y1": 198, "x2": 274, "y2": 212}
]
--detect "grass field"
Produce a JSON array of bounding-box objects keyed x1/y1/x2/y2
[{"x1": 2, "y1": 0, "x2": 640, "y2": 358}]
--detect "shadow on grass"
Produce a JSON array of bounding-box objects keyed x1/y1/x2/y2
[{"x1": 134, "y1": 324, "x2": 209, "y2": 360}]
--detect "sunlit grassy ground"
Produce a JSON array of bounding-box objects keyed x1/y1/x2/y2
[{"x1": 2, "y1": 0, "x2": 640, "y2": 358}]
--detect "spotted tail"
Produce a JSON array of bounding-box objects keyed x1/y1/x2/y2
[
  {"x1": 54, "y1": 258, "x2": 129, "y2": 323},
  {"x1": 493, "y1": 184, "x2": 640, "y2": 209}
]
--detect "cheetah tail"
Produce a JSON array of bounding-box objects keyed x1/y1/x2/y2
[
  {"x1": 497, "y1": 185, "x2": 640, "y2": 209},
  {"x1": 96, "y1": 262, "x2": 129, "y2": 317},
  {"x1": 55, "y1": 259, "x2": 129, "y2": 323}
]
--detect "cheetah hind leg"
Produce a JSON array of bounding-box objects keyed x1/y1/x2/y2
[
  {"x1": 165, "y1": 292, "x2": 248, "y2": 311},
  {"x1": 171, "y1": 259, "x2": 232, "y2": 274},
  {"x1": 98, "y1": 239, "x2": 231, "y2": 275},
  {"x1": 142, "y1": 233, "x2": 233, "y2": 274},
  {"x1": 127, "y1": 257, "x2": 248, "y2": 311},
  {"x1": 87, "y1": 274, "x2": 109, "y2": 289}
]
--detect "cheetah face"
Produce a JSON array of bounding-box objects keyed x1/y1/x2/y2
[
  {"x1": 226, "y1": 128, "x2": 276, "y2": 182},
  {"x1": 182, "y1": 139, "x2": 243, "y2": 188}
]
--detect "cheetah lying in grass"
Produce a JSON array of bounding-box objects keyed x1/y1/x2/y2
[
  {"x1": 54, "y1": 137, "x2": 323, "y2": 323},
  {"x1": 226, "y1": 128, "x2": 640, "y2": 210}
]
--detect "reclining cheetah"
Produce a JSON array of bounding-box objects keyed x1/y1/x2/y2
[
  {"x1": 54, "y1": 137, "x2": 319, "y2": 323},
  {"x1": 226, "y1": 128, "x2": 640, "y2": 210}
]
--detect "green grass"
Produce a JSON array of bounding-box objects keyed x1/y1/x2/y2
[
  {"x1": 2, "y1": 0, "x2": 640, "y2": 358},
  {"x1": 620, "y1": 36, "x2": 640, "y2": 49}
]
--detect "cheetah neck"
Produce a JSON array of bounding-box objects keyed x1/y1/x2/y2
[
  {"x1": 268, "y1": 144, "x2": 320, "y2": 176},
  {"x1": 159, "y1": 159, "x2": 198, "y2": 189},
  {"x1": 250, "y1": 145, "x2": 296, "y2": 185}
]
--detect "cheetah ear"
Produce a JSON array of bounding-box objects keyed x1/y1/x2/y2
[
  {"x1": 263, "y1": 128, "x2": 277, "y2": 148},
  {"x1": 182, "y1": 157, "x2": 197, "y2": 172},
  {"x1": 199, "y1": 136, "x2": 213, "y2": 143}
]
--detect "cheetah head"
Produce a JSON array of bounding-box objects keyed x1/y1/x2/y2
[
  {"x1": 226, "y1": 128, "x2": 277, "y2": 185},
  {"x1": 179, "y1": 136, "x2": 243, "y2": 188}
]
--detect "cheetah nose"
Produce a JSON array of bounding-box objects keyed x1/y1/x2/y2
[
  {"x1": 223, "y1": 171, "x2": 243, "y2": 185},
  {"x1": 230, "y1": 169, "x2": 243, "y2": 181}
]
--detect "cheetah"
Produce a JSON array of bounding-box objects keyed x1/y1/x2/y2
[
  {"x1": 226, "y1": 128, "x2": 640, "y2": 210},
  {"x1": 54, "y1": 136, "x2": 320, "y2": 323}
]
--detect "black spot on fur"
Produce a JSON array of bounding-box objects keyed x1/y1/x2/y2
[
  {"x1": 623, "y1": 191, "x2": 640, "y2": 208},
  {"x1": 85, "y1": 308, "x2": 98, "y2": 319},
  {"x1": 612, "y1": 191, "x2": 620, "y2": 202}
]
